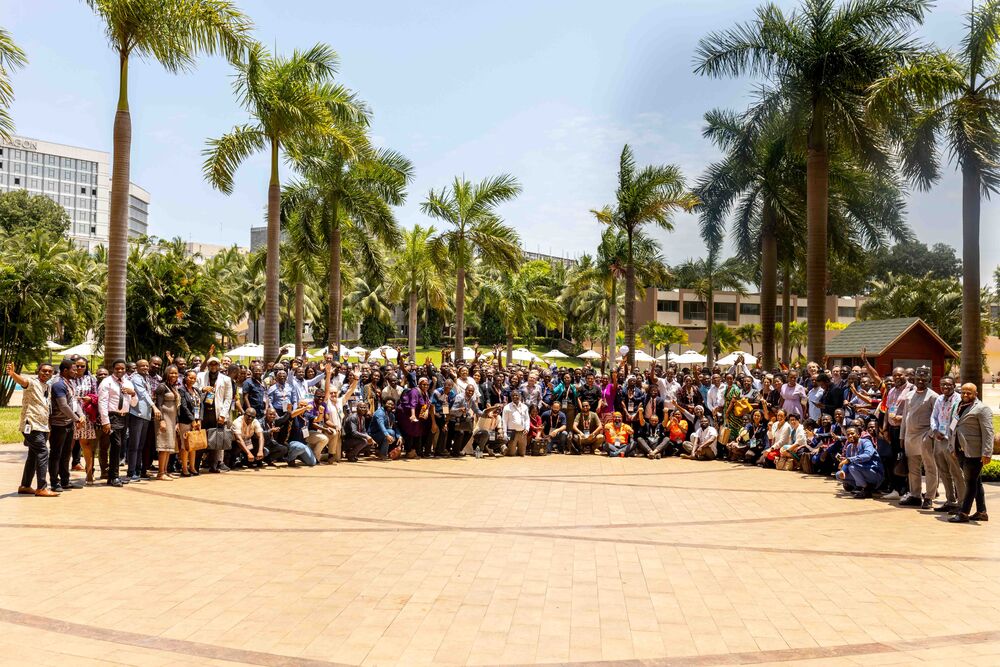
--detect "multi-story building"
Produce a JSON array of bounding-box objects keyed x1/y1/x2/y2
[
  {"x1": 635, "y1": 287, "x2": 866, "y2": 350},
  {"x1": 0, "y1": 135, "x2": 151, "y2": 251}
]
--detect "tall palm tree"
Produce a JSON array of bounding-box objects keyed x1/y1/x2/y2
[
  {"x1": 385, "y1": 224, "x2": 449, "y2": 360},
  {"x1": 696, "y1": 0, "x2": 929, "y2": 363},
  {"x1": 675, "y1": 250, "x2": 747, "y2": 369},
  {"x1": 595, "y1": 145, "x2": 696, "y2": 366},
  {"x1": 283, "y1": 210, "x2": 324, "y2": 355},
  {"x1": 476, "y1": 261, "x2": 563, "y2": 364},
  {"x1": 203, "y1": 42, "x2": 365, "y2": 361},
  {"x1": 0, "y1": 26, "x2": 27, "y2": 142},
  {"x1": 284, "y1": 131, "x2": 412, "y2": 357},
  {"x1": 697, "y1": 105, "x2": 908, "y2": 370},
  {"x1": 421, "y1": 175, "x2": 522, "y2": 362},
  {"x1": 702, "y1": 322, "x2": 741, "y2": 359},
  {"x1": 869, "y1": 0, "x2": 1000, "y2": 387},
  {"x1": 87, "y1": 0, "x2": 251, "y2": 362},
  {"x1": 735, "y1": 323, "x2": 762, "y2": 357}
]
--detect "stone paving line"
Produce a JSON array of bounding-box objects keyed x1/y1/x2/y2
[{"x1": 1, "y1": 445, "x2": 999, "y2": 666}]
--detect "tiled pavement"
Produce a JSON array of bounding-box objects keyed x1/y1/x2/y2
[{"x1": 1, "y1": 445, "x2": 999, "y2": 666}]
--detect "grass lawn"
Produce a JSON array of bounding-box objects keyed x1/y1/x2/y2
[{"x1": 0, "y1": 407, "x2": 21, "y2": 445}]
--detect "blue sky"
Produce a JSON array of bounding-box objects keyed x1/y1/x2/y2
[{"x1": 2, "y1": 0, "x2": 997, "y2": 282}]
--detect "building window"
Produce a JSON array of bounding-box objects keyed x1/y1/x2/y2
[
  {"x1": 837, "y1": 306, "x2": 856, "y2": 318},
  {"x1": 739, "y1": 302, "x2": 760, "y2": 316},
  {"x1": 657, "y1": 299, "x2": 679, "y2": 313},
  {"x1": 90, "y1": 225, "x2": 97, "y2": 235},
  {"x1": 683, "y1": 301, "x2": 707, "y2": 320},
  {"x1": 714, "y1": 302, "x2": 737, "y2": 321},
  {"x1": 797, "y1": 306, "x2": 808, "y2": 318},
  {"x1": 13, "y1": 177, "x2": 20, "y2": 185}
]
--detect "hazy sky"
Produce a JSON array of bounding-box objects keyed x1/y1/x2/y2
[{"x1": 2, "y1": 0, "x2": 996, "y2": 283}]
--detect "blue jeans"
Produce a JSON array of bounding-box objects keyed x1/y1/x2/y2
[
  {"x1": 287, "y1": 441, "x2": 317, "y2": 466},
  {"x1": 608, "y1": 443, "x2": 628, "y2": 457}
]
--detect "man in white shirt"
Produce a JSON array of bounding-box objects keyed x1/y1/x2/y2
[
  {"x1": 681, "y1": 417, "x2": 718, "y2": 461},
  {"x1": 502, "y1": 390, "x2": 530, "y2": 456},
  {"x1": 231, "y1": 408, "x2": 265, "y2": 468},
  {"x1": 98, "y1": 359, "x2": 138, "y2": 488},
  {"x1": 657, "y1": 369, "x2": 681, "y2": 410},
  {"x1": 706, "y1": 374, "x2": 726, "y2": 421}
]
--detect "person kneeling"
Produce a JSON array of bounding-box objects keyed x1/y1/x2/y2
[{"x1": 837, "y1": 425, "x2": 883, "y2": 498}]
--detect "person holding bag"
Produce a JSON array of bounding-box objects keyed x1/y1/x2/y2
[
  {"x1": 176, "y1": 370, "x2": 203, "y2": 477},
  {"x1": 197, "y1": 357, "x2": 233, "y2": 474}
]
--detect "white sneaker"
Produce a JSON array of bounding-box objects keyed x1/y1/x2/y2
[{"x1": 884, "y1": 490, "x2": 900, "y2": 500}]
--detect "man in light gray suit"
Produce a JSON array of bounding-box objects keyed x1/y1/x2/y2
[
  {"x1": 949, "y1": 383, "x2": 994, "y2": 523},
  {"x1": 899, "y1": 367, "x2": 939, "y2": 508}
]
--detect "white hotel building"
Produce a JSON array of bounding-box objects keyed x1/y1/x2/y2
[{"x1": 0, "y1": 135, "x2": 150, "y2": 251}]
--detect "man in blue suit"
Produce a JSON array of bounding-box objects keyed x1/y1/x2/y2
[{"x1": 838, "y1": 425, "x2": 883, "y2": 499}]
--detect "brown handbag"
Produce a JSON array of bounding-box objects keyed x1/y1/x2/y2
[{"x1": 186, "y1": 429, "x2": 208, "y2": 452}]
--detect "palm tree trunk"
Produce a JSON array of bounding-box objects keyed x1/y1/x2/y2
[
  {"x1": 506, "y1": 332, "x2": 514, "y2": 366},
  {"x1": 263, "y1": 138, "x2": 282, "y2": 362},
  {"x1": 105, "y1": 51, "x2": 131, "y2": 363},
  {"x1": 328, "y1": 204, "x2": 341, "y2": 359},
  {"x1": 781, "y1": 265, "x2": 791, "y2": 365},
  {"x1": 294, "y1": 283, "x2": 304, "y2": 356},
  {"x1": 624, "y1": 231, "x2": 636, "y2": 367},
  {"x1": 455, "y1": 264, "x2": 466, "y2": 362},
  {"x1": 806, "y1": 124, "x2": 829, "y2": 364},
  {"x1": 961, "y1": 162, "x2": 982, "y2": 389},
  {"x1": 705, "y1": 289, "x2": 715, "y2": 369},
  {"x1": 760, "y1": 205, "x2": 778, "y2": 370},
  {"x1": 608, "y1": 281, "x2": 618, "y2": 367},
  {"x1": 408, "y1": 289, "x2": 418, "y2": 361}
]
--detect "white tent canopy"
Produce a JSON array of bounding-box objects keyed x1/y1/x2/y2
[
  {"x1": 542, "y1": 349, "x2": 569, "y2": 358},
  {"x1": 372, "y1": 345, "x2": 398, "y2": 360},
  {"x1": 45, "y1": 340, "x2": 66, "y2": 351},
  {"x1": 348, "y1": 346, "x2": 368, "y2": 357},
  {"x1": 673, "y1": 350, "x2": 708, "y2": 366},
  {"x1": 656, "y1": 351, "x2": 680, "y2": 362},
  {"x1": 311, "y1": 344, "x2": 351, "y2": 358},
  {"x1": 62, "y1": 341, "x2": 103, "y2": 358},
  {"x1": 717, "y1": 351, "x2": 758, "y2": 366},
  {"x1": 577, "y1": 350, "x2": 602, "y2": 360}
]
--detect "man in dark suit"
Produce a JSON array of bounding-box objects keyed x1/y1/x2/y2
[
  {"x1": 343, "y1": 402, "x2": 376, "y2": 463},
  {"x1": 949, "y1": 383, "x2": 995, "y2": 523}
]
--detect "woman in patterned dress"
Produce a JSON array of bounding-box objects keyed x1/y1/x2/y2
[{"x1": 72, "y1": 358, "x2": 100, "y2": 485}]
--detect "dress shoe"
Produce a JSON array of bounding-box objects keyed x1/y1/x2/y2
[
  {"x1": 933, "y1": 503, "x2": 956, "y2": 513},
  {"x1": 17, "y1": 486, "x2": 34, "y2": 495},
  {"x1": 108, "y1": 478, "x2": 123, "y2": 487},
  {"x1": 920, "y1": 498, "x2": 933, "y2": 510},
  {"x1": 899, "y1": 496, "x2": 922, "y2": 507},
  {"x1": 949, "y1": 513, "x2": 970, "y2": 523},
  {"x1": 71, "y1": 464, "x2": 84, "y2": 471},
  {"x1": 34, "y1": 488, "x2": 60, "y2": 497},
  {"x1": 971, "y1": 511, "x2": 989, "y2": 522}
]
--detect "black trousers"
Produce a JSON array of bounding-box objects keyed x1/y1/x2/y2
[
  {"x1": 21, "y1": 430, "x2": 49, "y2": 489},
  {"x1": 127, "y1": 415, "x2": 151, "y2": 477},
  {"x1": 48, "y1": 424, "x2": 74, "y2": 487},
  {"x1": 107, "y1": 426, "x2": 127, "y2": 483},
  {"x1": 888, "y1": 426, "x2": 906, "y2": 493},
  {"x1": 958, "y1": 450, "x2": 986, "y2": 515}
]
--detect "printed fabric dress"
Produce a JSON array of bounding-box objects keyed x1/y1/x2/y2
[{"x1": 155, "y1": 386, "x2": 179, "y2": 453}]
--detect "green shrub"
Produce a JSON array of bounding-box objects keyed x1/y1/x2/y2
[{"x1": 981, "y1": 460, "x2": 1000, "y2": 483}]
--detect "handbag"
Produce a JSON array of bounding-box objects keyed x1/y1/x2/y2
[
  {"x1": 207, "y1": 427, "x2": 232, "y2": 450},
  {"x1": 718, "y1": 426, "x2": 731, "y2": 445},
  {"x1": 733, "y1": 398, "x2": 752, "y2": 417},
  {"x1": 893, "y1": 454, "x2": 908, "y2": 477},
  {"x1": 185, "y1": 429, "x2": 208, "y2": 451}
]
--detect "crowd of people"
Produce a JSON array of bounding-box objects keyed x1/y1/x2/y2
[{"x1": 7, "y1": 343, "x2": 995, "y2": 524}]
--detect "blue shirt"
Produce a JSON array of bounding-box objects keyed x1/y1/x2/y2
[
  {"x1": 267, "y1": 381, "x2": 298, "y2": 414},
  {"x1": 242, "y1": 377, "x2": 267, "y2": 415},
  {"x1": 129, "y1": 372, "x2": 153, "y2": 420}
]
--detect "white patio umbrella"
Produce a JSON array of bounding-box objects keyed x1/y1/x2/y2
[
  {"x1": 312, "y1": 344, "x2": 351, "y2": 358},
  {"x1": 717, "y1": 351, "x2": 758, "y2": 366},
  {"x1": 656, "y1": 351, "x2": 680, "y2": 362},
  {"x1": 372, "y1": 345, "x2": 398, "y2": 360},
  {"x1": 510, "y1": 348, "x2": 542, "y2": 363},
  {"x1": 225, "y1": 343, "x2": 264, "y2": 358},
  {"x1": 633, "y1": 349, "x2": 657, "y2": 364},
  {"x1": 542, "y1": 349, "x2": 569, "y2": 358},
  {"x1": 673, "y1": 350, "x2": 708, "y2": 366},
  {"x1": 577, "y1": 350, "x2": 602, "y2": 360},
  {"x1": 45, "y1": 340, "x2": 66, "y2": 351},
  {"x1": 62, "y1": 341, "x2": 103, "y2": 357},
  {"x1": 349, "y1": 346, "x2": 368, "y2": 357}
]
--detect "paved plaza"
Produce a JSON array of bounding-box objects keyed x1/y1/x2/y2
[{"x1": 1, "y1": 446, "x2": 999, "y2": 666}]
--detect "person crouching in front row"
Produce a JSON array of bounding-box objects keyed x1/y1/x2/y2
[
  {"x1": 836, "y1": 424, "x2": 884, "y2": 498},
  {"x1": 681, "y1": 417, "x2": 717, "y2": 461}
]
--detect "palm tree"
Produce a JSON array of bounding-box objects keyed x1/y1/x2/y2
[
  {"x1": 675, "y1": 250, "x2": 747, "y2": 369},
  {"x1": 284, "y1": 129, "x2": 412, "y2": 357},
  {"x1": 788, "y1": 320, "x2": 808, "y2": 363},
  {"x1": 735, "y1": 323, "x2": 762, "y2": 357},
  {"x1": 696, "y1": 0, "x2": 929, "y2": 363},
  {"x1": 477, "y1": 261, "x2": 563, "y2": 364},
  {"x1": 595, "y1": 145, "x2": 696, "y2": 366},
  {"x1": 421, "y1": 175, "x2": 522, "y2": 362},
  {"x1": 702, "y1": 322, "x2": 741, "y2": 359},
  {"x1": 0, "y1": 26, "x2": 27, "y2": 142},
  {"x1": 697, "y1": 104, "x2": 908, "y2": 370},
  {"x1": 203, "y1": 42, "x2": 365, "y2": 361},
  {"x1": 86, "y1": 0, "x2": 251, "y2": 363},
  {"x1": 869, "y1": 1, "x2": 1000, "y2": 387},
  {"x1": 385, "y1": 224, "x2": 449, "y2": 360}
]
